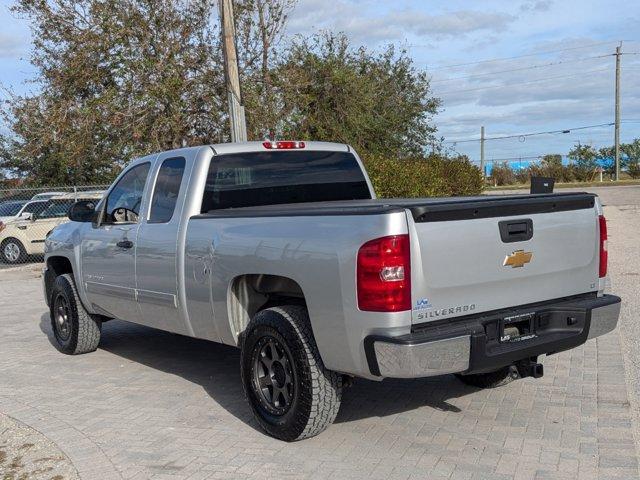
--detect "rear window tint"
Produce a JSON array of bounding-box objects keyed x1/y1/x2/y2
[
  {"x1": 149, "y1": 157, "x2": 186, "y2": 223},
  {"x1": 201, "y1": 151, "x2": 371, "y2": 212}
]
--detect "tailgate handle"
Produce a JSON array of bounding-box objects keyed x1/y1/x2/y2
[{"x1": 499, "y1": 219, "x2": 533, "y2": 243}]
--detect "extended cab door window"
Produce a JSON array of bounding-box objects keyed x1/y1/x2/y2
[
  {"x1": 103, "y1": 163, "x2": 151, "y2": 224},
  {"x1": 148, "y1": 157, "x2": 186, "y2": 223},
  {"x1": 135, "y1": 156, "x2": 187, "y2": 332}
]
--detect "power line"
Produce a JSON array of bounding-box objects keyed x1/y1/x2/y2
[
  {"x1": 430, "y1": 55, "x2": 611, "y2": 83},
  {"x1": 436, "y1": 67, "x2": 610, "y2": 95},
  {"x1": 410, "y1": 41, "x2": 616, "y2": 70},
  {"x1": 444, "y1": 123, "x2": 614, "y2": 144}
]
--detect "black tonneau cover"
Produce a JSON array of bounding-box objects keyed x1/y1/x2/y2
[{"x1": 192, "y1": 192, "x2": 596, "y2": 222}]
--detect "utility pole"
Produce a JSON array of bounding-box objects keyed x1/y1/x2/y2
[
  {"x1": 614, "y1": 42, "x2": 622, "y2": 181},
  {"x1": 220, "y1": 0, "x2": 247, "y2": 142},
  {"x1": 480, "y1": 126, "x2": 485, "y2": 178}
]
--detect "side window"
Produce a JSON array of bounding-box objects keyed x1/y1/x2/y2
[
  {"x1": 22, "y1": 201, "x2": 48, "y2": 216},
  {"x1": 104, "y1": 163, "x2": 151, "y2": 224},
  {"x1": 149, "y1": 157, "x2": 186, "y2": 223},
  {"x1": 37, "y1": 201, "x2": 73, "y2": 219}
]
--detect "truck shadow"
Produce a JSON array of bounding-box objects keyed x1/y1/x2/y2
[{"x1": 40, "y1": 315, "x2": 476, "y2": 430}]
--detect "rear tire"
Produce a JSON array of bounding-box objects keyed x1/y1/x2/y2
[
  {"x1": 241, "y1": 305, "x2": 342, "y2": 441},
  {"x1": 455, "y1": 366, "x2": 516, "y2": 389},
  {"x1": 1, "y1": 238, "x2": 26, "y2": 264},
  {"x1": 50, "y1": 274, "x2": 101, "y2": 355}
]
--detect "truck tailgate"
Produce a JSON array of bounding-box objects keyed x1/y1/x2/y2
[{"x1": 408, "y1": 193, "x2": 600, "y2": 324}]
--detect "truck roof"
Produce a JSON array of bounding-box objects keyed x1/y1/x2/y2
[{"x1": 209, "y1": 141, "x2": 350, "y2": 155}]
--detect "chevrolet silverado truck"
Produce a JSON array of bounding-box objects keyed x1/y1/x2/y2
[{"x1": 43, "y1": 141, "x2": 621, "y2": 441}]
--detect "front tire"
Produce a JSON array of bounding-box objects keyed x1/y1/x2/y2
[
  {"x1": 241, "y1": 305, "x2": 342, "y2": 441},
  {"x1": 1, "y1": 238, "x2": 26, "y2": 264},
  {"x1": 50, "y1": 274, "x2": 101, "y2": 355}
]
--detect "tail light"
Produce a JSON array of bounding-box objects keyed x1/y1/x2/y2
[
  {"x1": 262, "y1": 140, "x2": 305, "y2": 150},
  {"x1": 357, "y1": 234, "x2": 411, "y2": 312},
  {"x1": 599, "y1": 215, "x2": 608, "y2": 278},
  {"x1": 0, "y1": 221, "x2": 4, "y2": 233}
]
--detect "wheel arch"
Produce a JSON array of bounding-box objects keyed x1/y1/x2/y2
[
  {"x1": 228, "y1": 274, "x2": 307, "y2": 344},
  {"x1": 44, "y1": 256, "x2": 75, "y2": 306}
]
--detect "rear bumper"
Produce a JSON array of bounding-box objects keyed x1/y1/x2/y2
[{"x1": 364, "y1": 294, "x2": 621, "y2": 378}]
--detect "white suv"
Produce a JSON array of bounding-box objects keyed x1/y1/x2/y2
[
  {"x1": 0, "y1": 200, "x2": 49, "y2": 225},
  {"x1": 0, "y1": 192, "x2": 103, "y2": 263}
]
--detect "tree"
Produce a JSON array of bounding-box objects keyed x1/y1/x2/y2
[
  {"x1": 535, "y1": 153, "x2": 574, "y2": 181},
  {"x1": 273, "y1": 33, "x2": 440, "y2": 158},
  {"x1": 541, "y1": 154, "x2": 562, "y2": 167},
  {"x1": 234, "y1": 0, "x2": 297, "y2": 139},
  {"x1": 568, "y1": 143, "x2": 598, "y2": 181},
  {"x1": 621, "y1": 139, "x2": 640, "y2": 178},
  {"x1": 0, "y1": 2, "x2": 441, "y2": 185},
  {"x1": 596, "y1": 146, "x2": 616, "y2": 177},
  {"x1": 1, "y1": 0, "x2": 228, "y2": 185}
]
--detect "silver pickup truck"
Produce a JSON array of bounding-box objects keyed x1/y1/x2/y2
[{"x1": 43, "y1": 141, "x2": 621, "y2": 441}]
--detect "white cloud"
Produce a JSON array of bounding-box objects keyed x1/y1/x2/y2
[
  {"x1": 519, "y1": 0, "x2": 554, "y2": 12},
  {"x1": 289, "y1": 1, "x2": 515, "y2": 43}
]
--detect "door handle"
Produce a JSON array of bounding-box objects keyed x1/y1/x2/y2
[
  {"x1": 498, "y1": 219, "x2": 533, "y2": 243},
  {"x1": 116, "y1": 240, "x2": 134, "y2": 249}
]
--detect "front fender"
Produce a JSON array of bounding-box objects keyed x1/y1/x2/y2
[{"x1": 44, "y1": 222, "x2": 92, "y2": 313}]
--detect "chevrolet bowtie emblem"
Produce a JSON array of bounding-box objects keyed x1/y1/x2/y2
[{"x1": 503, "y1": 250, "x2": 533, "y2": 268}]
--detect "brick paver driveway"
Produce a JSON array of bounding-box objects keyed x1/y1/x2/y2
[{"x1": 1, "y1": 186, "x2": 639, "y2": 480}]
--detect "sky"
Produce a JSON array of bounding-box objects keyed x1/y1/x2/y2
[{"x1": 1, "y1": 0, "x2": 639, "y2": 164}]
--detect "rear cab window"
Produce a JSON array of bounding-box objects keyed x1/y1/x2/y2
[{"x1": 201, "y1": 151, "x2": 371, "y2": 212}]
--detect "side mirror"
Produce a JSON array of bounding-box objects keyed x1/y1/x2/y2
[
  {"x1": 68, "y1": 200, "x2": 97, "y2": 223},
  {"x1": 20, "y1": 212, "x2": 33, "y2": 221}
]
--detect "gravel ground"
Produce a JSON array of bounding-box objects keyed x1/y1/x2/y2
[{"x1": 0, "y1": 413, "x2": 79, "y2": 480}]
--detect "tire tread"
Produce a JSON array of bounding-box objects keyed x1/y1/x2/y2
[
  {"x1": 242, "y1": 305, "x2": 342, "y2": 441},
  {"x1": 53, "y1": 274, "x2": 101, "y2": 354}
]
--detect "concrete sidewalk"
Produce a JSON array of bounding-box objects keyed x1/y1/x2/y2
[{"x1": 0, "y1": 186, "x2": 638, "y2": 480}]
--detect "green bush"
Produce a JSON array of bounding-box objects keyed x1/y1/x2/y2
[
  {"x1": 490, "y1": 162, "x2": 517, "y2": 186},
  {"x1": 362, "y1": 154, "x2": 483, "y2": 198},
  {"x1": 628, "y1": 160, "x2": 640, "y2": 179}
]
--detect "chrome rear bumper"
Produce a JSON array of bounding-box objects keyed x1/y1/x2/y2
[
  {"x1": 587, "y1": 300, "x2": 621, "y2": 339},
  {"x1": 373, "y1": 336, "x2": 470, "y2": 378},
  {"x1": 365, "y1": 294, "x2": 621, "y2": 379}
]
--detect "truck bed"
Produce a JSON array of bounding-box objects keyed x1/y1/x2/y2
[{"x1": 193, "y1": 191, "x2": 601, "y2": 328}]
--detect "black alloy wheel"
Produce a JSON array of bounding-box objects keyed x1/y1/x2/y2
[{"x1": 250, "y1": 336, "x2": 296, "y2": 416}]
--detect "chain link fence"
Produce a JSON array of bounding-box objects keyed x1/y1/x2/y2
[{"x1": 0, "y1": 185, "x2": 108, "y2": 267}]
